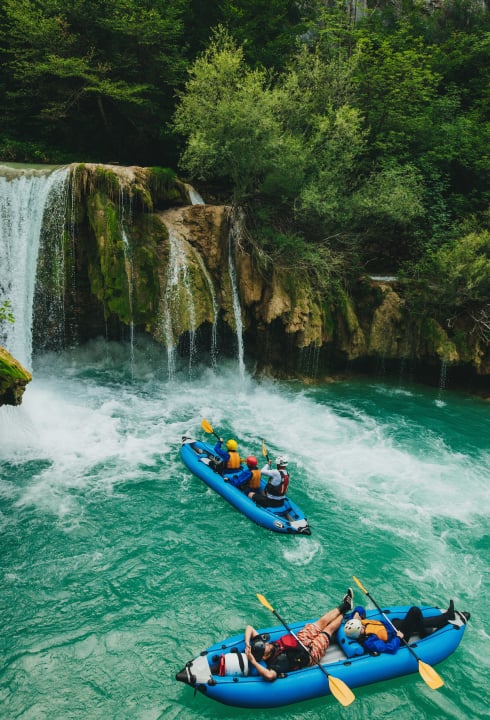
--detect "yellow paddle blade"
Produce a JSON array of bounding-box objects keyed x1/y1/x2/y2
[
  {"x1": 201, "y1": 418, "x2": 213, "y2": 434},
  {"x1": 256, "y1": 593, "x2": 274, "y2": 612},
  {"x1": 261, "y1": 440, "x2": 268, "y2": 457},
  {"x1": 352, "y1": 575, "x2": 368, "y2": 595},
  {"x1": 418, "y1": 660, "x2": 444, "y2": 690},
  {"x1": 328, "y1": 675, "x2": 356, "y2": 706}
]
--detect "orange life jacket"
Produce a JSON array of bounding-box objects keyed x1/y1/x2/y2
[
  {"x1": 362, "y1": 619, "x2": 388, "y2": 641},
  {"x1": 226, "y1": 451, "x2": 241, "y2": 470},
  {"x1": 248, "y1": 468, "x2": 262, "y2": 489}
]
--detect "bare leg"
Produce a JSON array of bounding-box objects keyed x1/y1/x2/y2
[{"x1": 315, "y1": 608, "x2": 344, "y2": 634}]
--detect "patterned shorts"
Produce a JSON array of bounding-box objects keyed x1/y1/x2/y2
[{"x1": 297, "y1": 623, "x2": 329, "y2": 664}]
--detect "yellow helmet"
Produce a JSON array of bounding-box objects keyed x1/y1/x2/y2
[{"x1": 226, "y1": 439, "x2": 238, "y2": 451}]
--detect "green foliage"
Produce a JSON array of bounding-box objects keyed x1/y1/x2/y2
[
  {"x1": 216, "y1": 0, "x2": 316, "y2": 69},
  {"x1": 0, "y1": 0, "x2": 190, "y2": 164},
  {"x1": 354, "y1": 30, "x2": 441, "y2": 160},
  {"x1": 0, "y1": 300, "x2": 15, "y2": 325},
  {"x1": 430, "y1": 231, "x2": 490, "y2": 308},
  {"x1": 352, "y1": 162, "x2": 425, "y2": 225},
  {"x1": 174, "y1": 27, "x2": 305, "y2": 202},
  {"x1": 404, "y1": 229, "x2": 490, "y2": 344}
]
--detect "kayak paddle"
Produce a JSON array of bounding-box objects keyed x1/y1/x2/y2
[
  {"x1": 201, "y1": 418, "x2": 221, "y2": 441},
  {"x1": 261, "y1": 439, "x2": 270, "y2": 465},
  {"x1": 256, "y1": 593, "x2": 355, "y2": 707},
  {"x1": 352, "y1": 576, "x2": 444, "y2": 690}
]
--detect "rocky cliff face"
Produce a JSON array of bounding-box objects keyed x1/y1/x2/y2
[{"x1": 29, "y1": 163, "x2": 490, "y2": 396}]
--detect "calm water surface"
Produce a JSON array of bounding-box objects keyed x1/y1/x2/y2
[{"x1": 1, "y1": 340, "x2": 488, "y2": 720}]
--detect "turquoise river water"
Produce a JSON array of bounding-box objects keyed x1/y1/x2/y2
[{"x1": 0, "y1": 339, "x2": 488, "y2": 720}]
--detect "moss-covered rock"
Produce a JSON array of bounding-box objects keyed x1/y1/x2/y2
[
  {"x1": 0, "y1": 347, "x2": 32, "y2": 406},
  {"x1": 368, "y1": 286, "x2": 405, "y2": 356},
  {"x1": 46, "y1": 162, "x2": 488, "y2": 390}
]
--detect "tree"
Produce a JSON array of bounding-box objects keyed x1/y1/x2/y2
[
  {"x1": 217, "y1": 0, "x2": 318, "y2": 69},
  {"x1": 173, "y1": 27, "x2": 305, "y2": 202},
  {"x1": 0, "y1": 0, "x2": 190, "y2": 164}
]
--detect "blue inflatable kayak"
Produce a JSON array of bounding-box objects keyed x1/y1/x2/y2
[
  {"x1": 176, "y1": 605, "x2": 469, "y2": 708},
  {"x1": 180, "y1": 438, "x2": 311, "y2": 535}
]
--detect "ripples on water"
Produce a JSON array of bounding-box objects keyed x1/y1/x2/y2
[{"x1": 0, "y1": 339, "x2": 488, "y2": 719}]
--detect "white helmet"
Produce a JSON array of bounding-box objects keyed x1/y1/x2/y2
[
  {"x1": 344, "y1": 618, "x2": 362, "y2": 639},
  {"x1": 276, "y1": 456, "x2": 288, "y2": 467}
]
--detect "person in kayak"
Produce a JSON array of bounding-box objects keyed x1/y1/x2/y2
[
  {"x1": 212, "y1": 437, "x2": 241, "y2": 472},
  {"x1": 224, "y1": 455, "x2": 262, "y2": 492},
  {"x1": 248, "y1": 455, "x2": 289, "y2": 508},
  {"x1": 243, "y1": 588, "x2": 354, "y2": 681},
  {"x1": 343, "y1": 601, "x2": 469, "y2": 654}
]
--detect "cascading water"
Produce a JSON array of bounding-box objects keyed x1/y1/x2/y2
[
  {"x1": 185, "y1": 183, "x2": 205, "y2": 205},
  {"x1": 227, "y1": 214, "x2": 245, "y2": 381},
  {"x1": 161, "y1": 227, "x2": 197, "y2": 379},
  {"x1": 118, "y1": 189, "x2": 135, "y2": 377},
  {"x1": 194, "y1": 252, "x2": 219, "y2": 367},
  {"x1": 298, "y1": 344, "x2": 321, "y2": 377},
  {"x1": 0, "y1": 164, "x2": 70, "y2": 368}
]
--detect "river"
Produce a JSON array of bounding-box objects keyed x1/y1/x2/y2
[{"x1": 0, "y1": 338, "x2": 488, "y2": 719}]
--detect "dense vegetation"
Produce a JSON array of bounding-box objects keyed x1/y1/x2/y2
[{"x1": 0, "y1": 0, "x2": 489, "y2": 340}]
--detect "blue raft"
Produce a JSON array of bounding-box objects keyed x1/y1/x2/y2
[
  {"x1": 176, "y1": 605, "x2": 469, "y2": 709},
  {"x1": 180, "y1": 438, "x2": 311, "y2": 535}
]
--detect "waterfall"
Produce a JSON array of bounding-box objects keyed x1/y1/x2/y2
[
  {"x1": 120, "y1": 225, "x2": 135, "y2": 377},
  {"x1": 227, "y1": 217, "x2": 245, "y2": 381},
  {"x1": 194, "y1": 253, "x2": 219, "y2": 367},
  {"x1": 298, "y1": 345, "x2": 320, "y2": 377},
  {"x1": 119, "y1": 188, "x2": 135, "y2": 377},
  {"x1": 185, "y1": 183, "x2": 204, "y2": 205},
  {"x1": 0, "y1": 164, "x2": 70, "y2": 369},
  {"x1": 439, "y1": 358, "x2": 448, "y2": 392},
  {"x1": 161, "y1": 228, "x2": 197, "y2": 379}
]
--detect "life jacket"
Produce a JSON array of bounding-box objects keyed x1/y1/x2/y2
[
  {"x1": 362, "y1": 619, "x2": 388, "y2": 642},
  {"x1": 226, "y1": 451, "x2": 241, "y2": 470},
  {"x1": 267, "y1": 634, "x2": 310, "y2": 672},
  {"x1": 248, "y1": 468, "x2": 262, "y2": 489},
  {"x1": 266, "y1": 470, "x2": 289, "y2": 500}
]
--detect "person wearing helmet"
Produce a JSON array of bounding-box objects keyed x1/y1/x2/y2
[
  {"x1": 343, "y1": 600, "x2": 463, "y2": 655},
  {"x1": 243, "y1": 588, "x2": 355, "y2": 681},
  {"x1": 248, "y1": 455, "x2": 289, "y2": 508},
  {"x1": 224, "y1": 455, "x2": 262, "y2": 492},
  {"x1": 213, "y1": 436, "x2": 241, "y2": 472}
]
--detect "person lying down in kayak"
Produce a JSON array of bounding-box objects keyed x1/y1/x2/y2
[
  {"x1": 343, "y1": 602, "x2": 470, "y2": 654},
  {"x1": 243, "y1": 588, "x2": 355, "y2": 681}
]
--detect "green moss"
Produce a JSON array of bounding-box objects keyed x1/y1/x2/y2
[
  {"x1": 337, "y1": 289, "x2": 360, "y2": 334},
  {"x1": 322, "y1": 300, "x2": 335, "y2": 341},
  {"x1": 86, "y1": 190, "x2": 131, "y2": 322},
  {"x1": 421, "y1": 318, "x2": 458, "y2": 360},
  {"x1": 148, "y1": 167, "x2": 187, "y2": 207},
  {"x1": 94, "y1": 167, "x2": 120, "y2": 200},
  {"x1": 0, "y1": 348, "x2": 32, "y2": 401},
  {"x1": 130, "y1": 214, "x2": 169, "y2": 323},
  {"x1": 131, "y1": 184, "x2": 153, "y2": 212}
]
